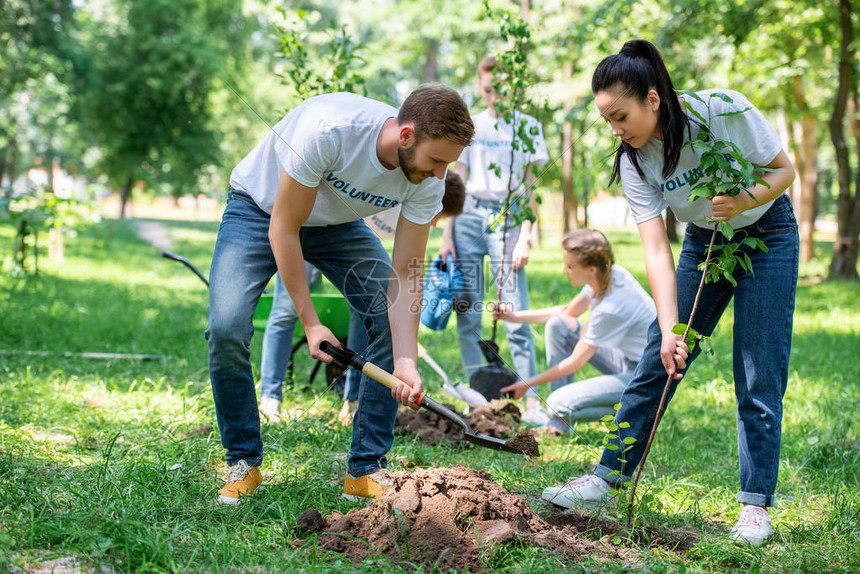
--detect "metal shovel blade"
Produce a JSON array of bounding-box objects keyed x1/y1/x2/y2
[
  {"x1": 321, "y1": 341, "x2": 524, "y2": 455},
  {"x1": 417, "y1": 394, "x2": 522, "y2": 454}
]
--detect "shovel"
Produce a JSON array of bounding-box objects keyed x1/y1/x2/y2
[
  {"x1": 418, "y1": 343, "x2": 488, "y2": 409},
  {"x1": 320, "y1": 341, "x2": 523, "y2": 455}
]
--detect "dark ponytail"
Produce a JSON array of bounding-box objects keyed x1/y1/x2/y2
[{"x1": 592, "y1": 39, "x2": 689, "y2": 185}]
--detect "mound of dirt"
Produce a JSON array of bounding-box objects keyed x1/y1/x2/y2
[
  {"x1": 295, "y1": 466, "x2": 618, "y2": 572},
  {"x1": 394, "y1": 400, "x2": 539, "y2": 456},
  {"x1": 395, "y1": 400, "x2": 520, "y2": 441}
]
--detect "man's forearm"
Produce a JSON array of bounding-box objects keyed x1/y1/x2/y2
[{"x1": 388, "y1": 273, "x2": 420, "y2": 365}]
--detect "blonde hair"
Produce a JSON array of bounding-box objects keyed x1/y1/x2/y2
[{"x1": 562, "y1": 229, "x2": 615, "y2": 298}]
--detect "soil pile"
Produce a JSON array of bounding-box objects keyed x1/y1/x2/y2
[
  {"x1": 395, "y1": 400, "x2": 520, "y2": 442},
  {"x1": 295, "y1": 466, "x2": 615, "y2": 572},
  {"x1": 394, "y1": 400, "x2": 539, "y2": 456}
]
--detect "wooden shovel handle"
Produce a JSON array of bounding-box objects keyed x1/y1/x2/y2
[{"x1": 361, "y1": 362, "x2": 425, "y2": 406}]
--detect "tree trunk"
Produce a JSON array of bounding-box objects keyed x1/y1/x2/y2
[
  {"x1": 665, "y1": 207, "x2": 679, "y2": 242},
  {"x1": 828, "y1": 0, "x2": 858, "y2": 280},
  {"x1": 579, "y1": 118, "x2": 591, "y2": 228},
  {"x1": 561, "y1": 118, "x2": 577, "y2": 235},
  {"x1": 423, "y1": 38, "x2": 439, "y2": 83},
  {"x1": 793, "y1": 75, "x2": 818, "y2": 263},
  {"x1": 781, "y1": 109, "x2": 801, "y2": 209},
  {"x1": 119, "y1": 177, "x2": 134, "y2": 220}
]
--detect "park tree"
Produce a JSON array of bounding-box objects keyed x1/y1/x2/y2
[
  {"x1": 828, "y1": 0, "x2": 859, "y2": 279},
  {"x1": 0, "y1": 0, "x2": 76, "y2": 189},
  {"x1": 69, "y1": 0, "x2": 248, "y2": 217}
]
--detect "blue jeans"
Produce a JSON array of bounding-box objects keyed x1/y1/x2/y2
[
  {"x1": 259, "y1": 265, "x2": 320, "y2": 402},
  {"x1": 452, "y1": 198, "x2": 537, "y2": 389},
  {"x1": 543, "y1": 316, "x2": 638, "y2": 430},
  {"x1": 594, "y1": 195, "x2": 798, "y2": 507},
  {"x1": 260, "y1": 268, "x2": 361, "y2": 402},
  {"x1": 207, "y1": 191, "x2": 396, "y2": 476}
]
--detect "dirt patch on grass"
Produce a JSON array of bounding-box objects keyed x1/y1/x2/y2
[
  {"x1": 543, "y1": 508, "x2": 700, "y2": 553},
  {"x1": 295, "y1": 466, "x2": 621, "y2": 572}
]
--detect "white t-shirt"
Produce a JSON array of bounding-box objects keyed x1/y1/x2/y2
[
  {"x1": 229, "y1": 93, "x2": 443, "y2": 227},
  {"x1": 579, "y1": 265, "x2": 656, "y2": 363},
  {"x1": 620, "y1": 89, "x2": 783, "y2": 229},
  {"x1": 457, "y1": 109, "x2": 549, "y2": 201},
  {"x1": 365, "y1": 206, "x2": 400, "y2": 240}
]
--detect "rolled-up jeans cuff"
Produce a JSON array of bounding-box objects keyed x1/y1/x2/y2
[
  {"x1": 737, "y1": 491, "x2": 773, "y2": 508},
  {"x1": 229, "y1": 455, "x2": 263, "y2": 468},
  {"x1": 348, "y1": 464, "x2": 387, "y2": 478},
  {"x1": 594, "y1": 463, "x2": 630, "y2": 488}
]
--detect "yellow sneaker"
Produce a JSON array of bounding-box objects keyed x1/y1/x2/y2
[
  {"x1": 217, "y1": 460, "x2": 262, "y2": 505},
  {"x1": 342, "y1": 469, "x2": 392, "y2": 501}
]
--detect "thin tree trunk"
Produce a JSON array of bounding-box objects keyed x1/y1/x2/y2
[
  {"x1": 665, "y1": 208, "x2": 679, "y2": 242},
  {"x1": 423, "y1": 38, "x2": 438, "y2": 83},
  {"x1": 579, "y1": 118, "x2": 591, "y2": 228},
  {"x1": 561, "y1": 118, "x2": 576, "y2": 235},
  {"x1": 794, "y1": 75, "x2": 818, "y2": 262},
  {"x1": 119, "y1": 177, "x2": 134, "y2": 220},
  {"x1": 829, "y1": 0, "x2": 858, "y2": 280},
  {"x1": 782, "y1": 108, "x2": 801, "y2": 209}
]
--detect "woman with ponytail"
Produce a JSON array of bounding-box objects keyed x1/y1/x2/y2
[
  {"x1": 541, "y1": 40, "x2": 798, "y2": 547},
  {"x1": 496, "y1": 229, "x2": 656, "y2": 432}
]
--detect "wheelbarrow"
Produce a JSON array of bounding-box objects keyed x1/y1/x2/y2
[{"x1": 163, "y1": 251, "x2": 352, "y2": 394}]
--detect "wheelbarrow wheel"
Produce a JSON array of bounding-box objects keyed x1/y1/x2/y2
[
  {"x1": 325, "y1": 361, "x2": 347, "y2": 396},
  {"x1": 286, "y1": 336, "x2": 348, "y2": 397}
]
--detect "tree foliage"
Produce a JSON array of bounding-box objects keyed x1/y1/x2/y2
[
  {"x1": 69, "y1": 0, "x2": 250, "y2": 214},
  {"x1": 4, "y1": 0, "x2": 855, "y2": 273}
]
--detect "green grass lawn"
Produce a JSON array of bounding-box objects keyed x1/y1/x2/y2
[{"x1": 1, "y1": 214, "x2": 858, "y2": 573}]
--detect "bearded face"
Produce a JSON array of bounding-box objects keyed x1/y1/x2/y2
[{"x1": 397, "y1": 143, "x2": 432, "y2": 184}]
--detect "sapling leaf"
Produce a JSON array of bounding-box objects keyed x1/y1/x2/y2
[
  {"x1": 699, "y1": 336, "x2": 713, "y2": 355},
  {"x1": 672, "y1": 323, "x2": 699, "y2": 349},
  {"x1": 738, "y1": 252, "x2": 752, "y2": 273},
  {"x1": 715, "y1": 154, "x2": 733, "y2": 174},
  {"x1": 710, "y1": 92, "x2": 735, "y2": 103},
  {"x1": 715, "y1": 107, "x2": 751, "y2": 118},
  {"x1": 600, "y1": 415, "x2": 614, "y2": 422},
  {"x1": 723, "y1": 269, "x2": 738, "y2": 287},
  {"x1": 684, "y1": 104, "x2": 708, "y2": 126},
  {"x1": 618, "y1": 422, "x2": 630, "y2": 428},
  {"x1": 622, "y1": 437, "x2": 636, "y2": 445},
  {"x1": 719, "y1": 221, "x2": 734, "y2": 239},
  {"x1": 688, "y1": 139, "x2": 713, "y2": 151},
  {"x1": 678, "y1": 89, "x2": 705, "y2": 103}
]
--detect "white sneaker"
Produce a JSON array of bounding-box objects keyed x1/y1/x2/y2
[
  {"x1": 521, "y1": 405, "x2": 550, "y2": 427},
  {"x1": 542, "y1": 475, "x2": 612, "y2": 509},
  {"x1": 729, "y1": 505, "x2": 773, "y2": 546},
  {"x1": 259, "y1": 397, "x2": 281, "y2": 421},
  {"x1": 337, "y1": 400, "x2": 358, "y2": 426}
]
